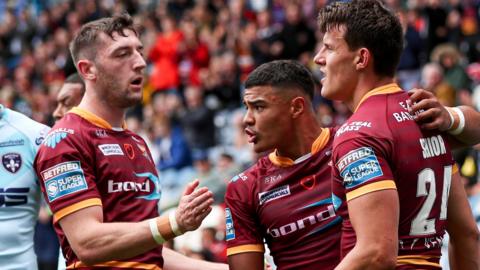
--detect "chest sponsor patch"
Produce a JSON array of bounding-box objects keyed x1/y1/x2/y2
[
  {"x1": 258, "y1": 185, "x2": 290, "y2": 205},
  {"x1": 336, "y1": 147, "x2": 383, "y2": 188},
  {"x1": 98, "y1": 144, "x2": 124, "y2": 156},
  {"x1": 41, "y1": 161, "x2": 88, "y2": 202},
  {"x1": 225, "y1": 208, "x2": 235, "y2": 241},
  {"x1": 0, "y1": 139, "x2": 24, "y2": 148}
]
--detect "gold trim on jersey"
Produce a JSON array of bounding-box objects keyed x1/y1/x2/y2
[
  {"x1": 53, "y1": 198, "x2": 102, "y2": 223},
  {"x1": 269, "y1": 128, "x2": 331, "y2": 167},
  {"x1": 227, "y1": 244, "x2": 265, "y2": 256},
  {"x1": 70, "y1": 107, "x2": 127, "y2": 129},
  {"x1": 354, "y1": 83, "x2": 402, "y2": 113},
  {"x1": 453, "y1": 163, "x2": 459, "y2": 174},
  {"x1": 346, "y1": 180, "x2": 397, "y2": 201},
  {"x1": 397, "y1": 255, "x2": 441, "y2": 268},
  {"x1": 67, "y1": 260, "x2": 162, "y2": 269}
]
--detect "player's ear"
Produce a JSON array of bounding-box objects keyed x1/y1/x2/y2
[
  {"x1": 77, "y1": 59, "x2": 97, "y2": 81},
  {"x1": 354, "y1": 48, "x2": 370, "y2": 71},
  {"x1": 290, "y1": 96, "x2": 305, "y2": 118}
]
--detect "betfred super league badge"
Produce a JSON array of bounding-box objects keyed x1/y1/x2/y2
[{"x1": 2, "y1": 153, "x2": 22, "y2": 173}]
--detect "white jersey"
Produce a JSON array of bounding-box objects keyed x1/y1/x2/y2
[{"x1": 0, "y1": 105, "x2": 49, "y2": 269}]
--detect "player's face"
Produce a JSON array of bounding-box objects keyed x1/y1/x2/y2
[
  {"x1": 53, "y1": 83, "x2": 83, "y2": 121},
  {"x1": 243, "y1": 86, "x2": 293, "y2": 154},
  {"x1": 314, "y1": 26, "x2": 358, "y2": 102},
  {"x1": 94, "y1": 29, "x2": 146, "y2": 108}
]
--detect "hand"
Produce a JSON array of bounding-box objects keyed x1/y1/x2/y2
[
  {"x1": 175, "y1": 179, "x2": 214, "y2": 232},
  {"x1": 408, "y1": 88, "x2": 452, "y2": 131}
]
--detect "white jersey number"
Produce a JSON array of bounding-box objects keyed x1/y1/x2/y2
[{"x1": 410, "y1": 165, "x2": 452, "y2": 236}]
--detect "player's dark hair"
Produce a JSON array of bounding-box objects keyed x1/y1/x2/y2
[
  {"x1": 245, "y1": 60, "x2": 315, "y2": 100},
  {"x1": 69, "y1": 13, "x2": 138, "y2": 65},
  {"x1": 317, "y1": 0, "x2": 403, "y2": 77},
  {"x1": 64, "y1": 73, "x2": 85, "y2": 94}
]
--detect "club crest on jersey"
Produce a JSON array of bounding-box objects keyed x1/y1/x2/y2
[
  {"x1": 300, "y1": 175, "x2": 316, "y2": 190},
  {"x1": 336, "y1": 147, "x2": 383, "y2": 188},
  {"x1": 225, "y1": 208, "x2": 235, "y2": 241},
  {"x1": 35, "y1": 127, "x2": 49, "y2": 145},
  {"x1": 41, "y1": 161, "x2": 88, "y2": 202},
  {"x1": 2, "y1": 153, "x2": 22, "y2": 173},
  {"x1": 124, "y1": 144, "x2": 135, "y2": 159},
  {"x1": 43, "y1": 128, "x2": 74, "y2": 149},
  {"x1": 258, "y1": 185, "x2": 291, "y2": 205}
]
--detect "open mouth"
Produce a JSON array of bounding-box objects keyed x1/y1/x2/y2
[
  {"x1": 244, "y1": 128, "x2": 257, "y2": 143},
  {"x1": 130, "y1": 76, "x2": 143, "y2": 87}
]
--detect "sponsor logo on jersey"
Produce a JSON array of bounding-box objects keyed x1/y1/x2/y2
[
  {"x1": 42, "y1": 161, "x2": 88, "y2": 202},
  {"x1": 95, "y1": 129, "x2": 108, "y2": 138},
  {"x1": 230, "y1": 173, "x2": 248, "y2": 182},
  {"x1": 225, "y1": 208, "x2": 235, "y2": 241},
  {"x1": 98, "y1": 144, "x2": 124, "y2": 156},
  {"x1": 267, "y1": 197, "x2": 340, "y2": 238},
  {"x1": 124, "y1": 144, "x2": 135, "y2": 159},
  {"x1": 336, "y1": 147, "x2": 383, "y2": 188},
  {"x1": 258, "y1": 185, "x2": 290, "y2": 205},
  {"x1": 43, "y1": 128, "x2": 74, "y2": 149},
  {"x1": 336, "y1": 121, "x2": 372, "y2": 137},
  {"x1": 2, "y1": 153, "x2": 22, "y2": 173},
  {"x1": 392, "y1": 111, "x2": 414, "y2": 123},
  {"x1": 0, "y1": 187, "x2": 29, "y2": 206},
  {"x1": 419, "y1": 135, "x2": 446, "y2": 159},
  {"x1": 264, "y1": 174, "x2": 282, "y2": 184},
  {"x1": 0, "y1": 139, "x2": 24, "y2": 148},
  {"x1": 108, "y1": 172, "x2": 161, "y2": 200},
  {"x1": 35, "y1": 127, "x2": 49, "y2": 145}
]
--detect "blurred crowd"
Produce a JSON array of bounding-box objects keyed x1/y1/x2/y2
[{"x1": 1, "y1": 0, "x2": 480, "y2": 268}]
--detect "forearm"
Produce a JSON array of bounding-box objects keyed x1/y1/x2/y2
[
  {"x1": 163, "y1": 247, "x2": 228, "y2": 270},
  {"x1": 449, "y1": 237, "x2": 480, "y2": 270},
  {"x1": 335, "y1": 245, "x2": 395, "y2": 270},
  {"x1": 449, "y1": 106, "x2": 480, "y2": 145}
]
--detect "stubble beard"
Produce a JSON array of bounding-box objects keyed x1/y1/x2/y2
[{"x1": 96, "y1": 64, "x2": 142, "y2": 109}]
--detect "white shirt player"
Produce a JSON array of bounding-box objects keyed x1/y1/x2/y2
[{"x1": 0, "y1": 105, "x2": 49, "y2": 270}]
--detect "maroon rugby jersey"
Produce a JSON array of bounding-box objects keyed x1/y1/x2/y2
[
  {"x1": 34, "y1": 107, "x2": 163, "y2": 270},
  {"x1": 225, "y1": 128, "x2": 341, "y2": 270},
  {"x1": 331, "y1": 84, "x2": 455, "y2": 269}
]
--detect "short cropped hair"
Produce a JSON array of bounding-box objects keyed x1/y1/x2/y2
[
  {"x1": 69, "y1": 13, "x2": 138, "y2": 65},
  {"x1": 245, "y1": 60, "x2": 315, "y2": 100},
  {"x1": 317, "y1": 0, "x2": 403, "y2": 77}
]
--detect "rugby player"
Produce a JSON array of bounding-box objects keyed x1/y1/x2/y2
[
  {"x1": 53, "y1": 73, "x2": 85, "y2": 122},
  {"x1": 0, "y1": 105, "x2": 49, "y2": 269},
  {"x1": 315, "y1": 0, "x2": 480, "y2": 268},
  {"x1": 34, "y1": 14, "x2": 214, "y2": 269}
]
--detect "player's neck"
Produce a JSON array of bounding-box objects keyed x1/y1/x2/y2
[
  {"x1": 277, "y1": 117, "x2": 322, "y2": 160},
  {"x1": 77, "y1": 94, "x2": 125, "y2": 128},
  {"x1": 348, "y1": 75, "x2": 395, "y2": 112}
]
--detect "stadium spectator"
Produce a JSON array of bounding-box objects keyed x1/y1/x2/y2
[{"x1": 421, "y1": 62, "x2": 456, "y2": 106}]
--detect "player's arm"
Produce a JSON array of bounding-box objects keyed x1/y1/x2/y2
[
  {"x1": 446, "y1": 171, "x2": 480, "y2": 269},
  {"x1": 335, "y1": 190, "x2": 399, "y2": 270},
  {"x1": 229, "y1": 252, "x2": 264, "y2": 270},
  {"x1": 59, "y1": 180, "x2": 213, "y2": 265},
  {"x1": 162, "y1": 247, "x2": 228, "y2": 270},
  {"x1": 408, "y1": 89, "x2": 480, "y2": 146}
]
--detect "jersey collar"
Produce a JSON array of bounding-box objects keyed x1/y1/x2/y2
[
  {"x1": 269, "y1": 128, "x2": 331, "y2": 167},
  {"x1": 354, "y1": 83, "x2": 402, "y2": 113},
  {"x1": 69, "y1": 107, "x2": 127, "y2": 130}
]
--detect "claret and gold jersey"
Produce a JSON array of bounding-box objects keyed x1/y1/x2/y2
[
  {"x1": 332, "y1": 84, "x2": 455, "y2": 269},
  {"x1": 35, "y1": 107, "x2": 163, "y2": 270},
  {"x1": 225, "y1": 128, "x2": 341, "y2": 270}
]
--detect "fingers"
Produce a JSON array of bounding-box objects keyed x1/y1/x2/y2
[
  {"x1": 408, "y1": 88, "x2": 434, "y2": 102},
  {"x1": 182, "y1": 179, "x2": 200, "y2": 196},
  {"x1": 408, "y1": 98, "x2": 436, "y2": 115}
]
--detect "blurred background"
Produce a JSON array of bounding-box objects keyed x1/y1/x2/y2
[{"x1": 1, "y1": 0, "x2": 479, "y2": 269}]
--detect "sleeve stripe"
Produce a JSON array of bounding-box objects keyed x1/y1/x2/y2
[
  {"x1": 346, "y1": 180, "x2": 396, "y2": 201},
  {"x1": 53, "y1": 198, "x2": 102, "y2": 223},
  {"x1": 453, "y1": 163, "x2": 459, "y2": 174},
  {"x1": 397, "y1": 255, "x2": 441, "y2": 267},
  {"x1": 227, "y1": 244, "x2": 265, "y2": 256},
  {"x1": 67, "y1": 260, "x2": 161, "y2": 269}
]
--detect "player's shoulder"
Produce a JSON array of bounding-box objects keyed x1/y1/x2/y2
[
  {"x1": 226, "y1": 157, "x2": 270, "y2": 190},
  {"x1": 40, "y1": 113, "x2": 85, "y2": 151},
  {"x1": 1, "y1": 107, "x2": 50, "y2": 147}
]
